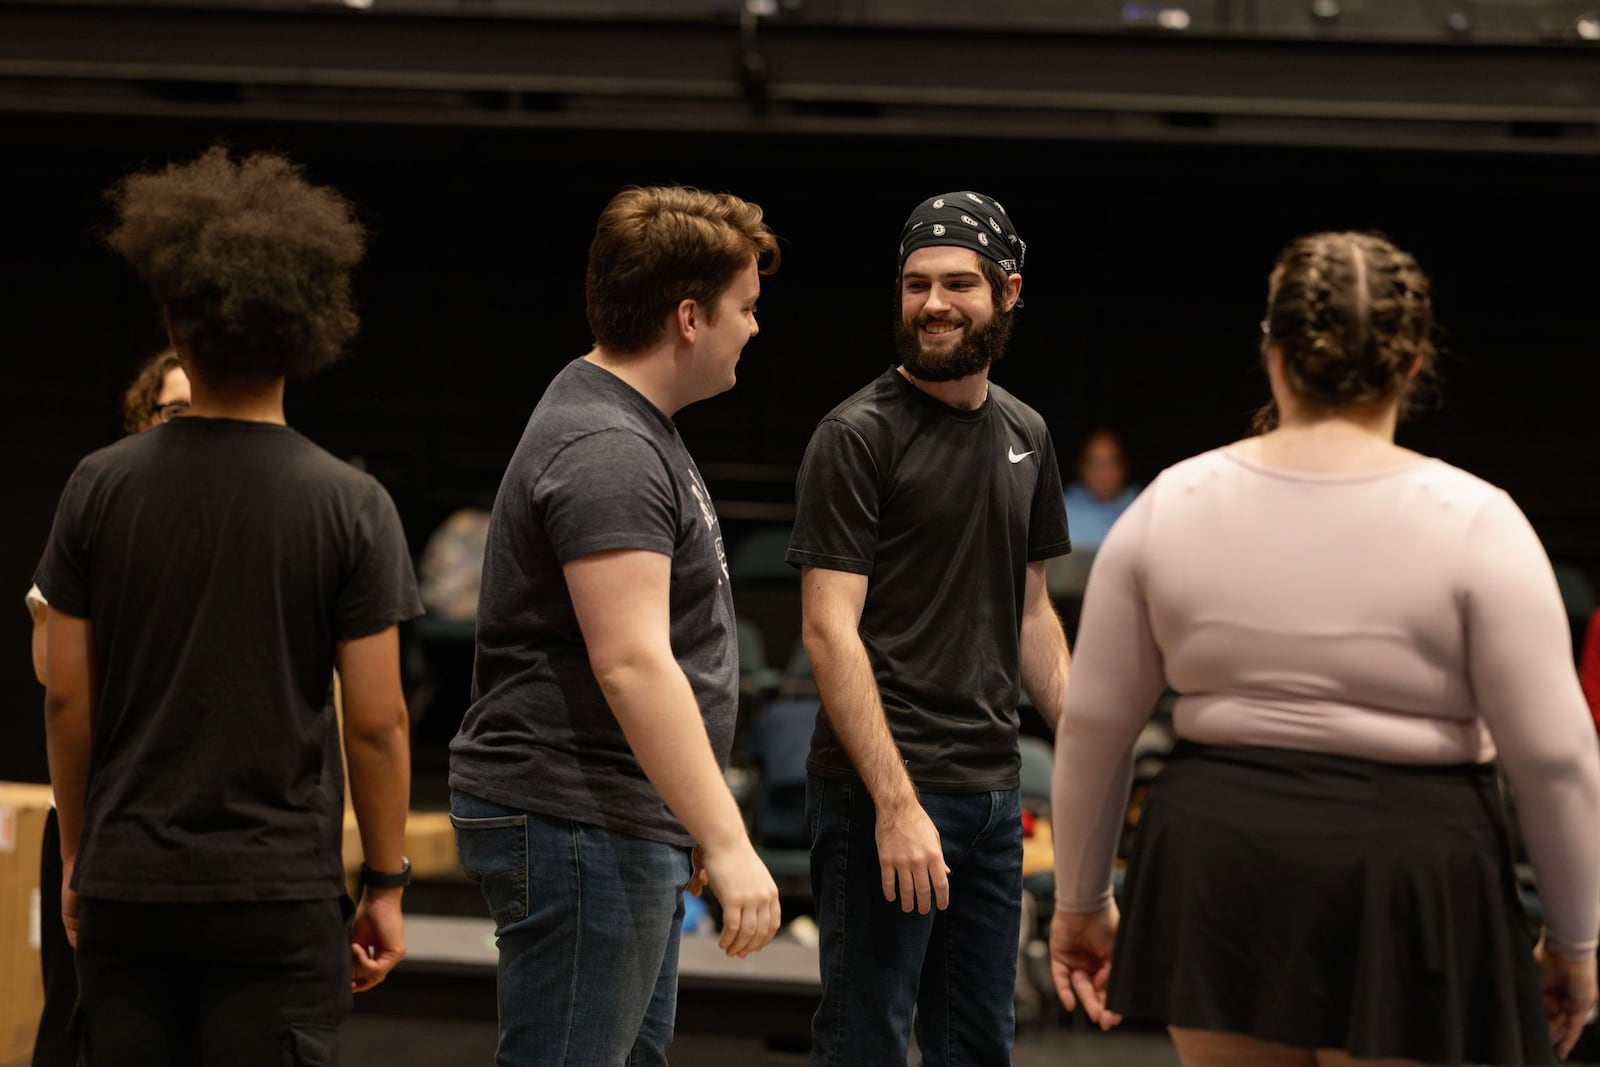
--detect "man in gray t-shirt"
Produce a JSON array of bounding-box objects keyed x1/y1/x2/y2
[{"x1": 448, "y1": 186, "x2": 783, "y2": 1066}]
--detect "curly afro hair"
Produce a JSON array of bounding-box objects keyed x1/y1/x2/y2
[{"x1": 105, "y1": 145, "x2": 366, "y2": 383}]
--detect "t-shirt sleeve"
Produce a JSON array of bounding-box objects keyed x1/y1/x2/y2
[
  {"x1": 1051, "y1": 482, "x2": 1167, "y2": 912},
  {"x1": 1028, "y1": 428, "x2": 1072, "y2": 562},
  {"x1": 536, "y1": 429, "x2": 678, "y2": 565},
  {"x1": 786, "y1": 418, "x2": 879, "y2": 576},
  {"x1": 335, "y1": 479, "x2": 425, "y2": 641},
  {"x1": 1460, "y1": 489, "x2": 1600, "y2": 959},
  {"x1": 32, "y1": 461, "x2": 93, "y2": 619}
]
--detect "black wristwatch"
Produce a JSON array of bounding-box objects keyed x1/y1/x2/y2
[{"x1": 359, "y1": 857, "x2": 411, "y2": 889}]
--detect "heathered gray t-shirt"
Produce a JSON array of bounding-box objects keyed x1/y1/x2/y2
[{"x1": 449, "y1": 358, "x2": 738, "y2": 847}]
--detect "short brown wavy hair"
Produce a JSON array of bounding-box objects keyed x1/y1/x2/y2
[
  {"x1": 121, "y1": 348, "x2": 183, "y2": 433},
  {"x1": 585, "y1": 186, "x2": 780, "y2": 354},
  {"x1": 104, "y1": 145, "x2": 367, "y2": 383}
]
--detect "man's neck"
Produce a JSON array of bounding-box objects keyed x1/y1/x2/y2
[
  {"x1": 186, "y1": 377, "x2": 288, "y2": 425},
  {"x1": 584, "y1": 346, "x2": 684, "y2": 417},
  {"x1": 896, "y1": 365, "x2": 989, "y2": 412}
]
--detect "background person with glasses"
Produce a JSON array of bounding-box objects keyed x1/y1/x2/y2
[
  {"x1": 24, "y1": 346, "x2": 190, "y2": 1067},
  {"x1": 120, "y1": 347, "x2": 191, "y2": 430}
]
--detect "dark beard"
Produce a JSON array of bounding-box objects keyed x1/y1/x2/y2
[{"x1": 894, "y1": 305, "x2": 1014, "y2": 383}]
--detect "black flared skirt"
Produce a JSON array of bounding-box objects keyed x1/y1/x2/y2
[{"x1": 1108, "y1": 741, "x2": 1553, "y2": 1065}]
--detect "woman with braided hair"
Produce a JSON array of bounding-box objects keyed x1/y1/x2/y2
[{"x1": 1048, "y1": 231, "x2": 1599, "y2": 1065}]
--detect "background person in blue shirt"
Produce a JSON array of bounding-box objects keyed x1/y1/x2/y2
[{"x1": 1063, "y1": 428, "x2": 1139, "y2": 550}]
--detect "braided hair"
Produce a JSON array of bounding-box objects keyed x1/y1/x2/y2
[{"x1": 1255, "y1": 232, "x2": 1437, "y2": 432}]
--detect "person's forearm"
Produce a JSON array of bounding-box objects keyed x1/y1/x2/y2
[
  {"x1": 1500, "y1": 734, "x2": 1600, "y2": 959},
  {"x1": 1051, "y1": 729, "x2": 1133, "y2": 913},
  {"x1": 44, "y1": 692, "x2": 91, "y2": 859},
  {"x1": 598, "y1": 654, "x2": 750, "y2": 852},
  {"x1": 1020, "y1": 601, "x2": 1071, "y2": 732},
  {"x1": 805, "y1": 623, "x2": 917, "y2": 811},
  {"x1": 345, "y1": 715, "x2": 410, "y2": 874}
]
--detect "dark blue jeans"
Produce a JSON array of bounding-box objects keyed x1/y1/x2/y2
[
  {"x1": 449, "y1": 790, "x2": 693, "y2": 1067},
  {"x1": 806, "y1": 775, "x2": 1023, "y2": 1067}
]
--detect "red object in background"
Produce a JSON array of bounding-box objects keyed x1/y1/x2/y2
[
  {"x1": 1021, "y1": 809, "x2": 1036, "y2": 838},
  {"x1": 1582, "y1": 608, "x2": 1600, "y2": 730}
]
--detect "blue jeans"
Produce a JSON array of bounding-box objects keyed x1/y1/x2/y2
[
  {"x1": 449, "y1": 791, "x2": 693, "y2": 1067},
  {"x1": 806, "y1": 776, "x2": 1023, "y2": 1067}
]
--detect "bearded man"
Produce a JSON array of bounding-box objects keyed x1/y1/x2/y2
[{"x1": 786, "y1": 191, "x2": 1075, "y2": 1065}]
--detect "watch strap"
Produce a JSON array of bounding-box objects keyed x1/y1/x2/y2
[{"x1": 359, "y1": 856, "x2": 411, "y2": 889}]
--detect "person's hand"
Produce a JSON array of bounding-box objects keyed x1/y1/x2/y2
[
  {"x1": 1536, "y1": 938, "x2": 1597, "y2": 1060},
  {"x1": 349, "y1": 888, "x2": 406, "y2": 992},
  {"x1": 700, "y1": 840, "x2": 780, "y2": 958},
  {"x1": 60, "y1": 853, "x2": 79, "y2": 950},
  {"x1": 1050, "y1": 903, "x2": 1123, "y2": 1031},
  {"x1": 875, "y1": 797, "x2": 949, "y2": 914},
  {"x1": 687, "y1": 844, "x2": 710, "y2": 898}
]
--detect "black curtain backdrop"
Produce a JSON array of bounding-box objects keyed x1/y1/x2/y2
[{"x1": 3, "y1": 113, "x2": 1595, "y2": 782}]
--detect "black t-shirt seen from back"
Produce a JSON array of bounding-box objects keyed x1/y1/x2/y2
[
  {"x1": 787, "y1": 367, "x2": 1071, "y2": 792},
  {"x1": 34, "y1": 417, "x2": 422, "y2": 902}
]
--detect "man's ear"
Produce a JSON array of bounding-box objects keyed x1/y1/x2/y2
[
  {"x1": 1002, "y1": 273, "x2": 1022, "y2": 312},
  {"x1": 673, "y1": 298, "x2": 698, "y2": 344}
]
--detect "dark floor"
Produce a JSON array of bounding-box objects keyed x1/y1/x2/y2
[
  {"x1": 341, "y1": 990, "x2": 1600, "y2": 1067},
  {"x1": 11, "y1": 996, "x2": 1597, "y2": 1065},
  {"x1": 341, "y1": 1012, "x2": 1183, "y2": 1066}
]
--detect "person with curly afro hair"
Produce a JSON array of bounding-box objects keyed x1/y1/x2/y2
[{"x1": 34, "y1": 145, "x2": 423, "y2": 1065}]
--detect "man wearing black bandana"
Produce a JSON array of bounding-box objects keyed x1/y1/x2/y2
[{"x1": 786, "y1": 192, "x2": 1074, "y2": 1063}]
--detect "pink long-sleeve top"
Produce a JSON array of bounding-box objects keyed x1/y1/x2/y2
[{"x1": 1051, "y1": 447, "x2": 1600, "y2": 958}]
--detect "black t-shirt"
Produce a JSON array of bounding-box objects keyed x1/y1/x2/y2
[
  {"x1": 787, "y1": 368, "x2": 1071, "y2": 792},
  {"x1": 34, "y1": 418, "x2": 422, "y2": 902},
  {"x1": 448, "y1": 359, "x2": 738, "y2": 848}
]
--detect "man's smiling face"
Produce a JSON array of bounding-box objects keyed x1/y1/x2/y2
[{"x1": 895, "y1": 245, "x2": 1018, "y2": 383}]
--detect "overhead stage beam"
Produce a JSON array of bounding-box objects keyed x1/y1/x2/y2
[{"x1": 0, "y1": 2, "x2": 1597, "y2": 152}]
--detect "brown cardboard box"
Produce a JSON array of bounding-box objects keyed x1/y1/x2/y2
[
  {"x1": 0, "y1": 783, "x2": 53, "y2": 1065},
  {"x1": 402, "y1": 812, "x2": 459, "y2": 879},
  {"x1": 341, "y1": 807, "x2": 361, "y2": 876},
  {"x1": 332, "y1": 676, "x2": 461, "y2": 886},
  {"x1": 341, "y1": 809, "x2": 461, "y2": 882}
]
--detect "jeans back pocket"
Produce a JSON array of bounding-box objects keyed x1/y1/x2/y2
[{"x1": 449, "y1": 812, "x2": 529, "y2": 929}]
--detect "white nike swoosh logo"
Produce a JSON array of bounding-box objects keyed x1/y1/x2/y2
[{"x1": 1008, "y1": 446, "x2": 1035, "y2": 464}]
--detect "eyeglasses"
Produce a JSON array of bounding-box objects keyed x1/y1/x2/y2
[{"x1": 155, "y1": 401, "x2": 191, "y2": 423}]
